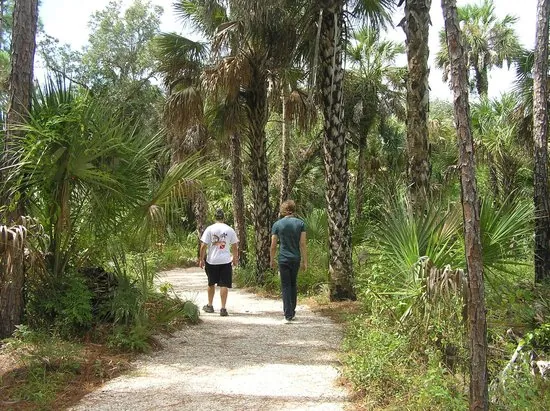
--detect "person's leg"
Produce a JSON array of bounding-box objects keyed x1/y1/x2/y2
[
  {"x1": 203, "y1": 262, "x2": 216, "y2": 312},
  {"x1": 220, "y1": 287, "x2": 228, "y2": 308},
  {"x1": 290, "y1": 261, "x2": 299, "y2": 318},
  {"x1": 279, "y1": 261, "x2": 293, "y2": 320},
  {"x1": 207, "y1": 285, "x2": 215, "y2": 306},
  {"x1": 218, "y1": 263, "x2": 232, "y2": 316}
]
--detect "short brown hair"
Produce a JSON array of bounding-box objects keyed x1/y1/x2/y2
[{"x1": 280, "y1": 200, "x2": 296, "y2": 216}]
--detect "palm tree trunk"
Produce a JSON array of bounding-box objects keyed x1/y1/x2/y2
[
  {"x1": 533, "y1": 0, "x2": 550, "y2": 283},
  {"x1": 0, "y1": 0, "x2": 5, "y2": 49},
  {"x1": 442, "y1": 1, "x2": 488, "y2": 410},
  {"x1": 0, "y1": 0, "x2": 38, "y2": 339},
  {"x1": 229, "y1": 132, "x2": 248, "y2": 266},
  {"x1": 287, "y1": 138, "x2": 322, "y2": 192},
  {"x1": 354, "y1": 133, "x2": 367, "y2": 223},
  {"x1": 474, "y1": 66, "x2": 489, "y2": 98},
  {"x1": 319, "y1": 0, "x2": 355, "y2": 301},
  {"x1": 403, "y1": 0, "x2": 431, "y2": 215},
  {"x1": 245, "y1": 62, "x2": 271, "y2": 282},
  {"x1": 0, "y1": 227, "x2": 25, "y2": 338},
  {"x1": 192, "y1": 191, "x2": 207, "y2": 259},
  {"x1": 487, "y1": 152, "x2": 500, "y2": 201},
  {"x1": 279, "y1": 89, "x2": 291, "y2": 205}
]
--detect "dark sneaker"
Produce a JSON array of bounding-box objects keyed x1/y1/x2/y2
[
  {"x1": 220, "y1": 308, "x2": 228, "y2": 317},
  {"x1": 203, "y1": 304, "x2": 214, "y2": 313}
]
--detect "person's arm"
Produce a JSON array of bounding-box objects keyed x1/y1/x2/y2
[
  {"x1": 270, "y1": 234, "x2": 278, "y2": 269},
  {"x1": 299, "y1": 231, "x2": 307, "y2": 271},
  {"x1": 199, "y1": 242, "x2": 207, "y2": 269},
  {"x1": 231, "y1": 242, "x2": 239, "y2": 266}
]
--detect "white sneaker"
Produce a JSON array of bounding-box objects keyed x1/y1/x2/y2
[{"x1": 282, "y1": 318, "x2": 292, "y2": 324}]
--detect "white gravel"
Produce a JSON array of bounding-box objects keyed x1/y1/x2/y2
[{"x1": 69, "y1": 267, "x2": 351, "y2": 410}]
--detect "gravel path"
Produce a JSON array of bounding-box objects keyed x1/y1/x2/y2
[{"x1": 69, "y1": 267, "x2": 351, "y2": 410}]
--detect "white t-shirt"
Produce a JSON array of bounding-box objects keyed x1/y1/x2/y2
[{"x1": 200, "y1": 222, "x2": 238, "y2": 265}]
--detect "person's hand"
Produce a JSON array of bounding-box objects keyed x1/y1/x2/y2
[
  {"x1": 232, "y1": 258, "x2": 238, "y2": 267},
  {"x1": 199, "y1": 259, "x2": 205, "y2": 269},
  {"x1": 301, "y1": 261, "x2": 307, "y2": 271},
  {"x1": 270, "y1": 260, "x2": 276, "y2": 269}
]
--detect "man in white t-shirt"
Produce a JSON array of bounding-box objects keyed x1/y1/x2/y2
[{"x1": 199, "y1": 208, "x2": 239, "y2": 316}]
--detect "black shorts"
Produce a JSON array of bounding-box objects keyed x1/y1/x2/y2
[{"x1": 205, "y1": 262, "x2": 233, "y2": 288}]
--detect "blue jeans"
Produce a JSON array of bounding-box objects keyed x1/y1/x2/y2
[{"x1": 279, "y1": 260, "x2": 299, "y2": 320}]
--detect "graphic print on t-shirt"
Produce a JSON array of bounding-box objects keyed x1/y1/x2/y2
[{"x1": 212, "y1": 233, "x2": 228, "y2": 250}]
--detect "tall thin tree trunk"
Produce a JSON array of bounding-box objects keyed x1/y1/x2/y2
[
  {"x1": 442, "y1": 1, "x2": 488, "y2": 410},
  {"x1": 487, "y1": 152, "x2": 500, "y2": 201},
  {"x1": 474, "y1": 66, "x2": 489, "y2": 98},
  {"x1": 354, "y1": 133, "x2": 367, "y2": 223},
  {"x1": 0, "y1": 227, "x2": 25, "y2": 338},
  {"x1": 403, "y1": 0, "x2": 431, "y2": 214},
  {"x1": 192, "y1": 191, "x2": 207, "y2": 259},
  {"x1": 2, "y1": 0, "x2": 38, "y2": 215},
  {"x1": 279, "y1": 89, "x2": 291, "y2": 205},
  {"x1": 0, "y1": 0, "x2": 39, "y2": 339},
  {"x1": 0, "y1": 0, "x2": 5, "y2": 50},
  {"x1": 533, "y1": 0, "x2": 550, "y2": 283},
  {"x1": 287, "y1": 138, "x2": 322, "y2": 193},
  {"x1": 319, "y1": 0, "x2": 355, "y2": 301},
  {"x1": 229, "y1": 132, "x2": 247, "y2": 266},
  {"x1": 245, "y1": 62, "x2": 271, "y2": 282}
]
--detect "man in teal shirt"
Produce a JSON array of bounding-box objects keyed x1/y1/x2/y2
[{"x1": 270, "y1": 200, "x2": 308, "y2": 323}]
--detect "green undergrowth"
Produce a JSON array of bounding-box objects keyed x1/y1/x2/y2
[
  {"x1": 1, "y1": 247, "x2": 200, "y2": 410},
  {"x1": 339, "y1": 278, "x2": 550, "y2": 410}
]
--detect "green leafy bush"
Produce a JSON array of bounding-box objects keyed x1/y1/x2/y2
[
  {"x1": 412, "y1": 354, "x2": 467, "y2": 410},
  {"x1": 107, "y1": 323, "x2": 152, "y2": 352},
  {"x1": 342, "y1": 316, "x2": 411, "y2": 406},
  {"x1": 490, "y1": 352, "x2": 550, "y2": 411},
  {"x1": 26, "y1": 272, "x2": 93, "y2": 336}
]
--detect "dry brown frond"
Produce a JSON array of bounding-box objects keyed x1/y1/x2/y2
[
  {"x1": 202, "y1": 55, "x2": 252, "y2": 97},
  {"x1": 423, "y1": 259, "x2": 467, "y2": 302},
  {"x1": 164, "y1": 87, "x2": 204, "y2": 133},
  {"x1": 0, "y1": 224, "x2": 27, "y2": 251},
  {"x1": 285, "y1": 89, "x2": 317, "y2": 131}
]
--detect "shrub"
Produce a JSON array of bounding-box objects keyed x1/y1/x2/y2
[
  {"x1": 26, "y1": 271, "x2": 93, "y2": 336},
  {"x1": 342, "y1": 315, "x2": 412, "y2": 406}
]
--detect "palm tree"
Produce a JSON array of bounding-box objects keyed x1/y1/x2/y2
[
  {"x1": 276, "y1": 73, "x2": 317, "y2": 207},
  {"x1": 471, "y1": 94, "x2": 529, "y2": 204},
  {"x1": 441, "y1": 0, "x2": 488, "y2": 409},
  {"x1": 401, "y1": 0, "x2": 431, "y2": 214},
  {"x1": 436, "y1": 0, "x2": 520, "y2": 98},
  {"x1": 165, "y1": 0, "x2": 301, "y2": 280},
  {"x1": 345, "y1": 27, "x2": 406, "y2": 223},
  {"x1": 0, "y1": 0, "x2": 39, "y2": 339},
  {"x1": 5, "y1": 77, "x2": 213, "y2": 279},
  {"x1": 207, "y1": 95, "x2": 249, "y2": 265},
  {"x1": 156, "y1": 4, "x2": 248, "y2": 265},
  {"x1": 154, "y1": 33, "x2": 211, "y2": 256},
  {"x1": 309, "y1": 0, "x2": 392, "y2": 300},
  {"x1": 532, "y1": 0, "x2": 550, "y2": 283}
]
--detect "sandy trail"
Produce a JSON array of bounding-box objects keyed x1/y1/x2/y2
[{"x1": 69, "y1": 267, "x2": 351, "y2": 410}]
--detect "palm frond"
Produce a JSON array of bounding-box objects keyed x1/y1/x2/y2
[
  {"x1": 164, "y1": 86, "x2": 204, "y2": 132},
  {"x1": 173, "y1": 0, "x2": 229, "y2": 38},
  {"x1": 478, "y1": 196, "x2": 533, "y2": 277},
  {"x1": 349, "y1": 0, "x2": 394, "y2": 32},
  {"x1": 154, "y1": 33, "x2": 208, "y2": 88}
]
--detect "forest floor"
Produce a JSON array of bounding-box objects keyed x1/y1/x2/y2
[{"x1": 58, "y1": 267, "x2": 355, "y2": 410}]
